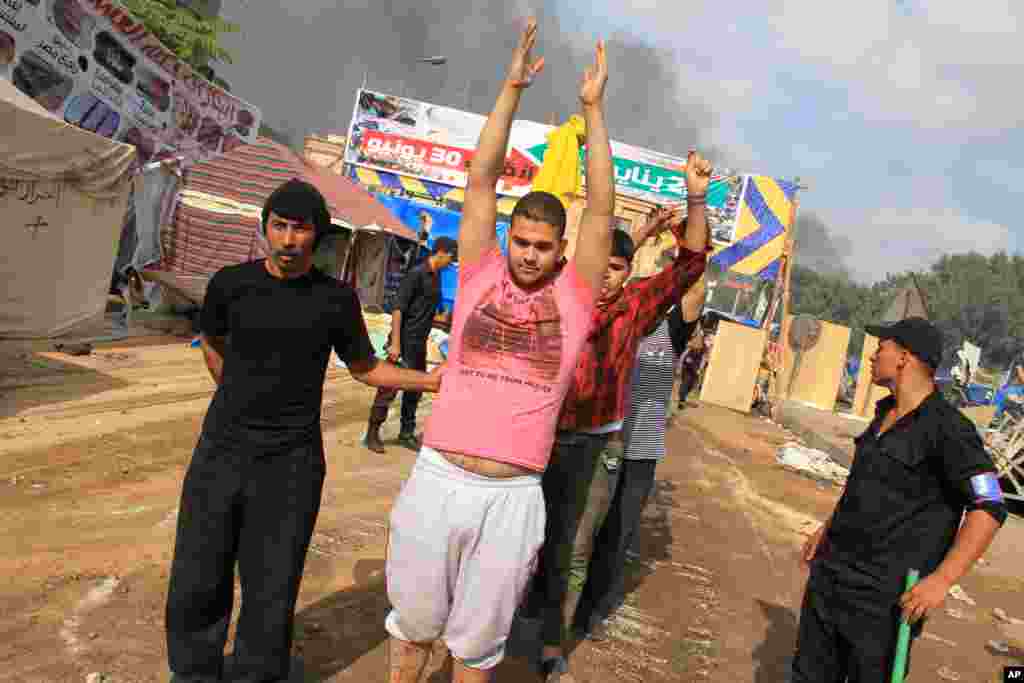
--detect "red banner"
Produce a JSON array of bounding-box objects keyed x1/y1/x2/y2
[{"x1": 358, "y1": 130, "x2": 536, "y2": 192}]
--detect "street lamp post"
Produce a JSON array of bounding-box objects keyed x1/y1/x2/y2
[{"x1": 398, "y1": 56, "x2": 449, "y2": 99}]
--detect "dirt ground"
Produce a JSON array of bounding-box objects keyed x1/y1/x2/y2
[{"x1": 1, "y1": 334, "x2": 1022, "y2": 683}]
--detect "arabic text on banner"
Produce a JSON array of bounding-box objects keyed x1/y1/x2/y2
[
  {"x1": 344, "y1": 88, "x2": 744, "y2": 243},
  {"x1": 0, "y1": 0, "x2": 261, "y2": 166}
]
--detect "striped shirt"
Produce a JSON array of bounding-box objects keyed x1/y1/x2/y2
[{"x1": 621, "y1": 318, "x2": 679, "y2": 461}]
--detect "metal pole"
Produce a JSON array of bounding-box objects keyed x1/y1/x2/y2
[{"x1": 773, "y1": 195, "x2": 800, "y2": 403}]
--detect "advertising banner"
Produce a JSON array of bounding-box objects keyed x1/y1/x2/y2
[
  {"x1": 345, "y1": 88, "x2": 744, "y2": 243},
  {"x1": 0, "y1": 0, "x2": 261, "y2": 166}
]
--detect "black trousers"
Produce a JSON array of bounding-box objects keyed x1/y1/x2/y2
[
  {"x1": 165, "y1": 436, "x2": 326, "y2": 683},
  {"x1": 369, "y1": 334, "x2": 428, "y2": 433},
  {"x1": 579, "y1": 459, "x2": 658, "y2": 625},
  {"x1": 678, "y1": 368, "x2": 698, "y2": 405},
  {"x1": 792, "y1": 562, "x2": 918, "y2": 683}
]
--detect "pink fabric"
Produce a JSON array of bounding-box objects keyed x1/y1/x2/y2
[{"x1": 424, "y1": 248, "x2": 595, "y2": 472}]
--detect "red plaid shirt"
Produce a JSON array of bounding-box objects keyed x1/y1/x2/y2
[{"x1": 558, "y1": 228, "x2": 707, "y2": 432}]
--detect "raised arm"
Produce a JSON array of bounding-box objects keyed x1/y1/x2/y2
[
  {"x1": 680, "y1": 150, "x2": 712, "y2": 253},
  {"x1": 460, "y1": 19, "x2": 545, "y2": 267},
  {"x1": 610, "y1": 152, "x2": 713, "y2": 334},
  {"x1": 680, "y1": 273, "x2": 706, "y2": 322},
  {"x1": 629, "y1": 206, "x2": 673, "y2": 248},
  {"x1": 572, "y1": 40, "x2": 614, "y2": 297}
]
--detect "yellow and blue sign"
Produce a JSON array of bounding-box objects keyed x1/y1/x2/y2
[
  {"x1": 710, "y1": 175, "x2": 798, "y2": 282},
  {"x1": 351, "y1": 165, "x2": 799, "y2": 290}
]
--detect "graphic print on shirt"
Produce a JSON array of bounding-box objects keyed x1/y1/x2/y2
[{"x1": 460, "y1": 281, "x2": 564, "y2": 385}]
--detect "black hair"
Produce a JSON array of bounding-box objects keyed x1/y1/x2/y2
[
  {"x1": 511, "y1": 191, "x2": 567, "y2": 237},
  {"x1": 611, "y1": 228, "x2": 636, "y2": 263},
  {"x1": 432, "y1": 236, "x2": 458, "y2": 258},
  {"x1": 261, "y1": 178, "x2": 331, "y2": 248}
]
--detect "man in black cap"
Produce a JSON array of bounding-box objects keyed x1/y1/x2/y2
[
  {"x1": 364, "y1": 236, "x2": 457, "y2": 452},
  {"x1": 792, "y1": 317, "x2": 1008, "y2": 682},
  {"x1": 165, "y1": 178, "x2": 443, "y2": 683}
]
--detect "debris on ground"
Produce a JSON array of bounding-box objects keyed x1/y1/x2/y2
[
  {"x1": 988, "y1": 640, "x2": 1010, "y2": 654},
  {"x1": 53, "y1": 342, "x2": 94, "y2": 356},
  {"x1": 85, "y1": 673, "x2": 111, "y2": 683},
  {"x1": 922, "y1": 632, "x2": 957, "y2": 647},
  {"x1": 1000, "y1": 622, "x2": 1024, "y2": 651},
  {"x1": 945, "y1": 607, "x2": 972, "y2": 621},
  {"x1": 775, "y1": 442, "x2": 849, "y2": 485},
  {"x1": 936, "y1": 665, "x2": 961, "y2": 680},
  {"x1": 993, "y1": 608, "x2": 1024, "y2": 625},
  {"x1": 948, "y1": 584, "x2": 977, "y2": 606}
]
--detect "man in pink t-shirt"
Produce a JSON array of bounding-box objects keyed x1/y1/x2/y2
[{"x1": 384, "y1": 19, "x2": 615, "y2": 683}]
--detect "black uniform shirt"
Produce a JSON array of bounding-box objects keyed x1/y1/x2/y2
[
  {"x1": 393, "y1": 262, "x2": 441, "y2": 342},
  {"x1": 824, "y1": 391, "x2": 1008, "y2": 609},
  {"x1": 199, "y1": 260, "x2": 376, "y2": 455}
]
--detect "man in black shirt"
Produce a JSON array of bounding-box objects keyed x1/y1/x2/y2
[
  {"x1": 165, "y1": 179, "x2": 443, "y2": 683},
  {"x1": 793, "y1": 317, "x2": 1007, "y2": 682},
  {"x1": 364, "y1": 236, "x2": 457, "y2": 453}
]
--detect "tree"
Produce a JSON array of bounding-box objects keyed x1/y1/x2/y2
[
  {"x1": 790, "y1": 250, "x2": 1024, "y2": 373},
  {"x1": 119, "y1": 0, "x2": 238, "y2": 72}
]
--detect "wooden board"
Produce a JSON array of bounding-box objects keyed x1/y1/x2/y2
[
  {"x1": 699, "y1": 320, "x2": 767, "y2": 412},
  {"x1": 852, "y1": 334, "x2": 890, "y2": 417},
  {"x1": 962, "y1": 405, "x2": 997, "y2": 429},
  {"x1": 778, "y1": 317, "x2": 851, "y2": 412}
]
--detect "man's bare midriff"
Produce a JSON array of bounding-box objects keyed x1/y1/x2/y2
[{"x1": 437, "y1": 449, "x2": 536, "y2": 478}]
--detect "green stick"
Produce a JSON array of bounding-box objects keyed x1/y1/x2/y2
[{"x1": 890, "y1": 568, "x2": 920, "y2": 683}]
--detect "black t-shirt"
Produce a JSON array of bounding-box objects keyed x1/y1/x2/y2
[
  {"x1": 199, "y1": 260, "x2": 376, "y2": 455},
  {"x1": 394, "y1": 262, "x2": 441, "y2": 341},
  {"x1": 824, "y1": 391, "x2": 1007, "y2": 611}
]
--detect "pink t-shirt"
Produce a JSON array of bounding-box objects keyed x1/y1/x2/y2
[{"x1": 424, "y1": 248, "x2": 595, "y2": 472}]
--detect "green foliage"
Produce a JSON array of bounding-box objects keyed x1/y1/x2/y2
[
  {"x1": 120, "y1": 0, "x2": 238, "y2": 71},
  {"x1": 790, "y1": 251, "x2": 1024, "y2": 370}
]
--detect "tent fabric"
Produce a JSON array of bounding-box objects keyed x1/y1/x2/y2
[
  {"x1": 132, "y1": 163, "x2": 181, "y2": 271},
  {"x1": 344, "y1": 231, "x2": 392, "y2": 310},
  {"x1": 369, "y1": 194, "x2": 512, "y2": 314},
  {"x1": 182, "y1": 137, "x2": 414, "y2": 239},
  {"x1": 1, "y1": 79, "x2": 136, "y2": 338},
  {"x1": 880, "y1": 280, "x2": 930, "y2": 322},
  {"x1": 0, "y1": 80, "x2": 136, "y2": 201},
  {"x1": 161, "y1": 204, "x2": 266, "y2": 277},
  {"x1": 375, "y1": 194, "x2": 463, "y2": 239},
  {"x1": 145, "y1": 138, "x2": 415, "y2": 302}
]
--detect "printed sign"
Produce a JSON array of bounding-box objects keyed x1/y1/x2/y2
[
  {"x1": 0, "y1": 0, "x2": 260, "y2": 166},
  {"x1": 345, "y1": 88, "x2": 745, "y2": 243}
]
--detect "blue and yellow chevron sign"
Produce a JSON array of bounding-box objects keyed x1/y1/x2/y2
[{"x1": 711, "y1": 175, "x2": 798, "y2": 281}]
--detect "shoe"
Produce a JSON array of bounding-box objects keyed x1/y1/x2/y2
[
  {"x1": 397, "y1": 432, "x2": 420, "y2": 451},
  {"x1": 363, "y1": 422, "x2": 385, "y2": 453},
  {"x1": 540, "y1": 656, "x2": 576, "y2": 682},
  {"x1": 585, "y1": 617, "x2": 611, "y2": 642}
]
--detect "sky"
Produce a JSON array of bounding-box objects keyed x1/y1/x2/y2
[{"x1": 215, "y1": 0, "x2": 1023, "y2": 283}]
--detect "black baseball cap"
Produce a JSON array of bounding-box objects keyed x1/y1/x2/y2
[{"x1": 865, "y1": 317, "x2": 943, "y2": 369}]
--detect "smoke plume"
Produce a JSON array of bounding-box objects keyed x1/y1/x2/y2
[{"x1": 218, "y1": 1, "x2": 716, "y2": 157}]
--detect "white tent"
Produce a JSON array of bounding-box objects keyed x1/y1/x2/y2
[{"x1": 1, "y1": 79, "x2": 136, "y2": 338}]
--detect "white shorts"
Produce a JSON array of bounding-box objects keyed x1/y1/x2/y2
[{"x1": 385, "y1": 446, "x2": 545, "y2": 670}]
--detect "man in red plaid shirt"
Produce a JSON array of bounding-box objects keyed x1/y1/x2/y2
[{"x1": 532, "y1": 152, "x2": 712, "y2": 682}]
